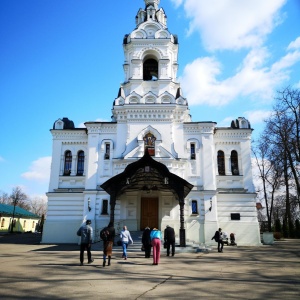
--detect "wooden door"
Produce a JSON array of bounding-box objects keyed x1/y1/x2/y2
[{"x1": 140, "y1": 197, "x2": 158, "y2": 230}]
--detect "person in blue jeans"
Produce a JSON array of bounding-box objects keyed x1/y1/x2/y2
[{"x1": 120, "y1": 225, "x2": 133, "y2": 260}]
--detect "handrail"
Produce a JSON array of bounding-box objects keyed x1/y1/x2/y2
[{"x1": 186, "y1": 219, "x2": 197, "y2": 230}]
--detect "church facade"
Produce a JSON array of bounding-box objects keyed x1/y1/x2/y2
[{"x1": 42, "y1": 0, "x2": 261, "y2": 246}]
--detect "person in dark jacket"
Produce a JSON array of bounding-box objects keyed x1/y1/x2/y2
[
  {"x1": 101, "y1": 222, "x2": 115, "y2": 267},
  {"x1": 77, "y1": 219, "x2": 94, "y2": 266},
  {"x1": 142, "y1": 226, "x2": 152, "y2": 258},
  {"x1": 164, "y1": 225, "x2": 175, "y2": 256},
  {"x1": 212, "y1": 228, "x2": 224, "y2": 252}
]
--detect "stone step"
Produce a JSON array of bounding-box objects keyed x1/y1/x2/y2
[{"x1": 109, "y1": 231, "x2": 212, "y2": 254}]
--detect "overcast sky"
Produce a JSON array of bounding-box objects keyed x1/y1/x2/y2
[{"x1": 0, "y1": 0, "x2": 299, "y2": 199}]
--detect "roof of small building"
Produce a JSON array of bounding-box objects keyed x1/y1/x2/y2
[
  {"x1": 52, "y1": 117, "x2": 75, "y2": 130},
  {"x1": 0, "y1": 203, "x2": 39, "y2": 219}
]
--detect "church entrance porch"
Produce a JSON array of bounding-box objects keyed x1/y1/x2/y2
[
  {"x1": 100, "y1": 150, "x2": 194, "y2": 246},
  {"x1": 140, "y1": 197, "x2": 158, "y2": 230}
]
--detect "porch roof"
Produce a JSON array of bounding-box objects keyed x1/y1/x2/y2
[{"x1": 101, "y1": 150, "x2": 194, "y2": 199}]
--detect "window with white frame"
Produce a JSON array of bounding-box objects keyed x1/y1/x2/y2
[
  {"x1": 190, "y1": 143, "x2": 196, "y2": 160},
  {"x1": 231, "y1": 150, "x2": 239, "y2": 175},
  {"x1": 101, "y1": 199, "x2": 109, "y2": 215},
  {"x1": 191, "y1": 200, "x2": 198, "y2": 214},
  {"x1": 64, "y1": 150, "x2": 72, "y2": 176},
  {"x1": 77, "y1": 150, "x2": 85, "y2": 175},
  {"x1": 105, "y1": 144, "x2": 110, "y2": 159},
  {"x1": 217, "y1": 150, "x2": 225, "y2": 175}
]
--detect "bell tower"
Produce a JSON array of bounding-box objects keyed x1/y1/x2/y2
[{"x1": 112, "y1": 0, "x2": 191, "y2": 124}]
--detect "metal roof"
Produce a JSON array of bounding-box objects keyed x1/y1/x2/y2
[{"x1": 0, "y1": 203, "x2": 39, "y2": 219}]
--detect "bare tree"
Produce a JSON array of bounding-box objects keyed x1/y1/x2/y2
[
  {"x1": 253, "y1": 87, "x2": 300, "y2": 236},
  {"x1": 262, "y1": 88, "x2": 300, "y2": 230},
  {"x1": 9, "y1": 187, "x2": 29, "y2": 233},
  {"x1": 273, "y1": 194, "x2": 300, "y2": 224},
  {"x1": 273, "y1": 87, "x2": 300, "y2": 206},
  {"x1": 10, "y1": 187, "x2": 30, "y2": 210},
  {"x1": 0, "y1": 191, "x2": 10, "y2": 204},
  {"x1": 30, "y1": 197, "x2": 47, "y2": 217},
  {"x1": 252, "y1": 138, "x2": 282, "y2": 232}
]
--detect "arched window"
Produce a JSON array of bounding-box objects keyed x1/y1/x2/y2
[
  {"x1": 144, "y1": 132, "x2": 156, "y2": 156},
  {"x1": 64, "y1": 151, "x2": 72, "y2": 176},
  {"x1": 104, "y1": 144, "x2": 110, "y2": 160},
  {"x1": 231, "y1": 150, "x2": 239, "y2": 175},
  {"x1": 77, "y1": 151, "x2": 84, "y2": 176},
  {"x1": 217, "y1": 150, "x2": 225, "y2": 175},
  {"x1": 191, "y1": 143, "x2": 196, "y2": 160},
  {"x1": 143, "y1": 59, "x2": 158, "y2": 81}
]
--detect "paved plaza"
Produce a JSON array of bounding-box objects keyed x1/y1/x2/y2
[{"x1": 0, "y1": 234, "x2": 299, "y2": 299}]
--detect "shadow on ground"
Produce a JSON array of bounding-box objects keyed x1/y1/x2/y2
[
  {"x1": 0, "y1": 232, "x2": 104, "y2": 252},
  {"x1": 0, "y1": 232, "x2": 42, "y2": 244}
]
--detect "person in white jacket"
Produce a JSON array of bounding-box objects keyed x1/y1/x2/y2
[{"x1": 120, "y1": 225, "x2": 133, "y2": 260}]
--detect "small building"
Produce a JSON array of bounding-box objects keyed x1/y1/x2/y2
[{"x1": 0, "y1": 203, "x2": 40, "y2": 233}]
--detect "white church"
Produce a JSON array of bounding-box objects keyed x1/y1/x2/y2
[{"x1": 42, "y1": 0, "x2": 261, "y2": 246}]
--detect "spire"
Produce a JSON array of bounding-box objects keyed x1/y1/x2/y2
[
  {"x1": 144, "y1": 0, "x2": 160, "y2": 9},
  {"x1": 136, "y1": 0, "x2": 166, "y2": 27}
]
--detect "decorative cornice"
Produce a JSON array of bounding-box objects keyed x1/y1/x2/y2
[
  {"x1": 52, "y1": 131, "x2": 87, "y2": 140},
  {"x1": 86, "y1": 124, "x2": 117, "y2": 134},
  {"x1": 215, "y1": 141, "x2": 240, "y2": 145},
  {"x1": 113, "y1": 107, "x2": 188, "y2": 122},
  {"x1": 62, "y1": 141, "x2": 88, "y2": 145},
  {"x1": 214, "y1": 131, "x2": 251, "y2": 139},
  {"x1": 183, "y1": 123, "x2": 215, "y2": 134}
]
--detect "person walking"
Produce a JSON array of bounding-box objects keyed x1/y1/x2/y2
[
  {"x1": 120, "y1": 225, "x2": 133, "y2": 260},
  {"x1": 142, "y1": 226, "x2": 152, "y2": 258},
  {"x1": 212, "y1": 228, "x2": 224, "y2": 252},
  {"x1": 164, "y1": 225, "x2": 175, "y2": 256},
  {"x1": 100, "y1": 222, "x2": 115, "y2": 267},
  {"x1": 77, "y1": 219, "x2": 94, "y2": 266},
  {"x1": 150, "y1": 227, "x2": 162, "y2": 265}
]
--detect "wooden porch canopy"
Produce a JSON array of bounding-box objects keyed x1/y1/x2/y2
[{"x1": 100, "y1": 150, "x2": 194, "y2": 247}]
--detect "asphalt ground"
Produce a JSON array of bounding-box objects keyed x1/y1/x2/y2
[{"x1": 0, "y1": 233, "x2": 299, "y2": 300}]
